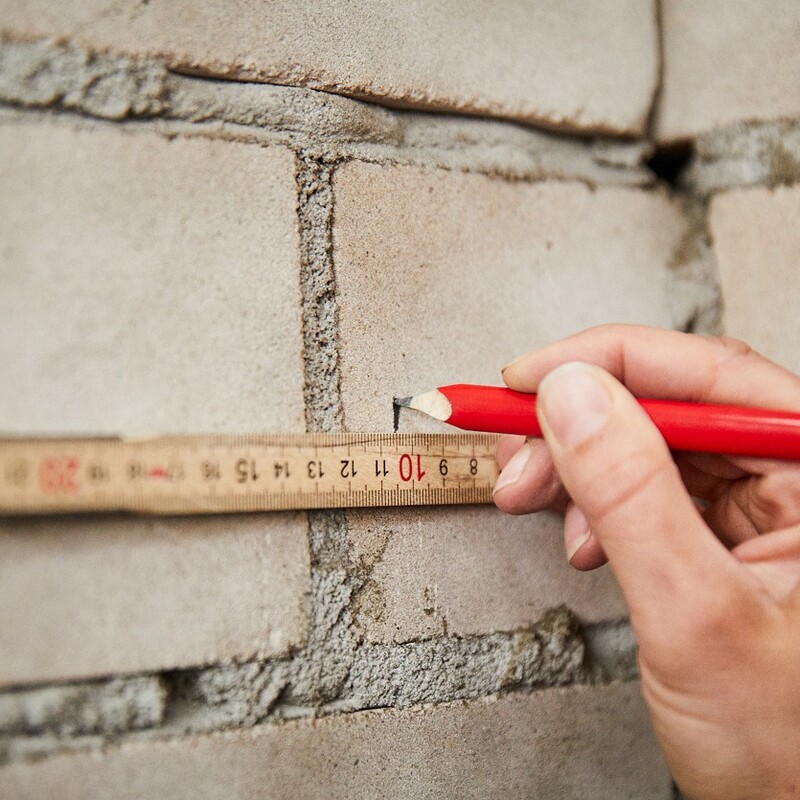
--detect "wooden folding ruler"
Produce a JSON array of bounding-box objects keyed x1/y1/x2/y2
[{"x1": 0, "y1": 433, "x2": 501, "y2": 515}]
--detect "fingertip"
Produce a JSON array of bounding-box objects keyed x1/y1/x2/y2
[
  {"x1": 564, "y1": 502, "x2": 608, "y2": 570},
  {"x1": 493, "y1": 440, "x2": 564, "y2": 515},
  {"x1": 567, "y1": 534, "x2": 609, "y2": 571},
  {"x1": 733, "y1": 527, "x2": 800, "y2": 563},
  {"x1": 501, "y1": 352, "x2": 539, "y2": 391},
  {"x1": 501, "y1": 361, "x2": 524, "y2": 390}
]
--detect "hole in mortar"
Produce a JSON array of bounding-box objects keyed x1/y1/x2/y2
[{"x1": 646, "y1": 142, "x2": 693, "y2": 188}]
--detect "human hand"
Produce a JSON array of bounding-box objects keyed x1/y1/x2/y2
[{"x1": 493, "y1": 325, "x2": 800, "y2": 800}]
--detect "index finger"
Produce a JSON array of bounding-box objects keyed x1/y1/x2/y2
[{"x1": 502, "y1": 324, "x2": 800, "y2": 411}]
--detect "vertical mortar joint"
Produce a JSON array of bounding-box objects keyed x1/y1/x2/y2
[{"x1": 295, "y1": 153, "x2": 344, "y2": 434}]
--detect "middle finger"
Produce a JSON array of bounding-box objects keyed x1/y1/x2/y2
[{"x1": 493, "y1": 435, "x2": 568, "y2": 515}]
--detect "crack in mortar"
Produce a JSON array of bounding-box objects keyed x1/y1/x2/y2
[{"x1": 643, "y1": 0, "x2": 666, "y2": 140}]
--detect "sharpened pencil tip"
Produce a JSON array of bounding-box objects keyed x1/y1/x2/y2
[{"x1": 394, "y1": 389, "x2": 452, "y2": 422}]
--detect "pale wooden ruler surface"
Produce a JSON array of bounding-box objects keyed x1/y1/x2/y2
[{"x1": 0, "y1": 433, "x2": 500, "y2": 515}]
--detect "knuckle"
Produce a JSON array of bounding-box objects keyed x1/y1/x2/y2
[
  {"x1": 701, "y1": 335, "x2": 770, "y2": 400},
  {"x1": 749, "y1": 470, "x2": 800, "y2": 529},
  {"x1": 639, "y1": 586, "x2": 751, "y2": 669},
  {"x1": 746, "y1": 483, "x2": 785, "y2": 528},
  {"x1": 707, "y1": 334, "x2": 755, "y2": 359},
  {"x1": 584, "y1": 322, "x2": 622, "y2": 337},
  {"x1": 686, "y1": 584, "x2": 767, "y2": 650}
]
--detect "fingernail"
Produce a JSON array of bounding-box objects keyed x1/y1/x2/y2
[
  {"x1": 565, "y1": 504, "x2": 591, "y2": 563},
  {"x1": 538, "y1": 363, "x2": 611, "y2": 449},
  {"x1": 493, "y1": 443, "x2": 531, "y2": 494},
  {"x1": 500, "y1": 353, "x2": 524, "y2": 375}
]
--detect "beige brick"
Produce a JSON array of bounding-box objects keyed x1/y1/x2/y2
[
  {"x1": 0, "y1": 118, "x2": 304, "y2": 434},
  {"x1": 0, "y1": 118, "x2": 309, "y2": 684},
  {"x1": 333, "y1": 164, "x2": 682, "y2": 432},
  {"x1": 333, "y1": 163, "x2": 685, "y2": 637},
  {"x1": 349, "y1": 507, "x2": 625, "y2": 641},
  {"x1": 1, "y1": 683, "x2": 671, "y2": 799},
  {"x1": 710, "y1": 185, "x2": 800, "y2": 372},
  {"x1": 657, "y1": 0, "x2": 800, "y2": 142},
  {"x1": 1, "y1": 1, "x2": 659, "y2": 136},
  {"x1": 0, "y1": 516, "x2": 309, "y2": 686}
]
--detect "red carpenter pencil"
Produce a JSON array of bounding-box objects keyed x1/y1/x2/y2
[{"x1": 396, "y1": 383, "x2": 800, "y2": 460}]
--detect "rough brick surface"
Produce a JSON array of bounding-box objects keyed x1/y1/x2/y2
[
  {"x1": 334, "y1": 164, "x2": 685, "y2": 433},
  {"x1": 333, "y1": 164, "x2": 686, "y2": 637},
  {"x1": 1, "y1": 0, "x2": 659, "y2": 136},
  {"x1": 0, "y1": 118, "x2": 310, "y2": 685},
  {"x1": 0, "y1": 516, "x2": 310, "y2": 686},
  {"x1": 0, "y1": 117, "x2": 304, "y2": 433},
  {"x1": 1, "y1": 683, "x2": 671, "y2": 800},
  {"x1": 657, "y1": 0, "x2": 800, "y2": 142},
  {"x1": 348, "y1": 507, "x2": 625, "y2": 642},
  {"x1": 709, "y1": 185, "x2": 800, "y2": 372}
]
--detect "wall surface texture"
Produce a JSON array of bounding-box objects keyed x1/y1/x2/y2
[{"x1": 1, "y1": 2, "x2": 798, "y2": 798}]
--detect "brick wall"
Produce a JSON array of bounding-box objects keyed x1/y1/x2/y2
[{"x1": 1, "y1": 3, "x2": 797, "y2": 798}]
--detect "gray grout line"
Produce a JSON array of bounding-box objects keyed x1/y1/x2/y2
[
  {"x1": 0, "y1": 38, "x2": 656, "y2": 187},
  {"x1": 666, "y1": 195, "x2": 723, "y2": 337},
  {"x1": 685, "y1": 119, "x2": 800, "y2": 196},
  {"x1": 296, "y1": 155, "x2": 344, "y2": 434},
  {"x1": 0, "y1": 613, "x2": 638, "y2": 758},
  {"x1": 4, "y1": 33, "x2": 797, "y2": 197}
]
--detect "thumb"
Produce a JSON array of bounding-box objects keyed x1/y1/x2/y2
[{"x1": 536, "y1": 362, "x2": 734, "y2": 632}]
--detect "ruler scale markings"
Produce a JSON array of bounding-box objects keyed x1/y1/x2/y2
[{"x1": 0, "y1": 434, "x2": 501, "y2": 515}]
